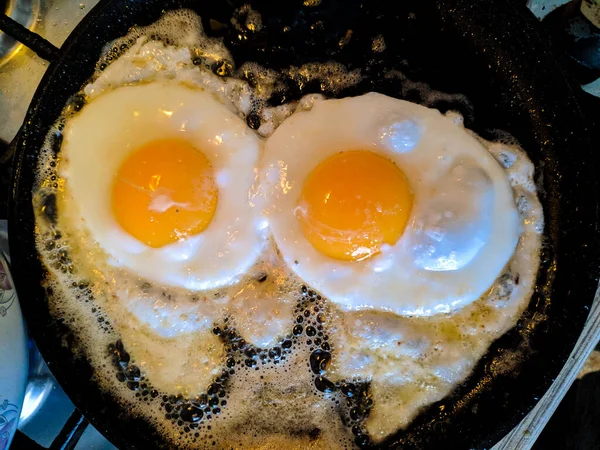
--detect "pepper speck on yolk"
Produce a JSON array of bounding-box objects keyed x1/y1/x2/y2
[{"x1": 111, "y1": 138, "x2": 218, "y2": 248}]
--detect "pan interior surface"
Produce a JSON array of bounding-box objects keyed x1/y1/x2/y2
[{"x1": 9, "y1": 0, "x2": 599, "y2": 449}]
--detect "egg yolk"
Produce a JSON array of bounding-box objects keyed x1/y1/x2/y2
[
  {"x1": 297, "y1": 150, "x2": 412, "y2": 261},
  {"x1": 111, "y1": 138, "x2": 218, "y2": 248}
]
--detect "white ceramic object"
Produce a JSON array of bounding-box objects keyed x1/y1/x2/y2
[{"x1": 0, "y1": 250, "x2": 28, "y2": 450}]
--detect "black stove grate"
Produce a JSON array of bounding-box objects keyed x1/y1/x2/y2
[{"x1": 0, "y1": 13, "x2": 59, "y2": 61}]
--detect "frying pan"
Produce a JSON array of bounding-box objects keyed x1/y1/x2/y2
[{"x1": 6, "y1": 0, "x2": 600, "y2": 448}]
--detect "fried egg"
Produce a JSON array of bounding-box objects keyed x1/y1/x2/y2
[
  {"x1": 260, "y1": 93, "x2": 520, "y2": 316},
  {"x1": 58, "y1": 82, "x2": 267, "y2": 290},
  {"x1": 32, "y1": 10, "x2": 544, "y2": 448}
]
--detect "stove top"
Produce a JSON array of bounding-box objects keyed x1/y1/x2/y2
[
  {"x1": 0, "y1": 1, "x2": 598, "y2": 449},
  {"x1": 0, "y1": 0, "x2": 100, "y2": 145}
]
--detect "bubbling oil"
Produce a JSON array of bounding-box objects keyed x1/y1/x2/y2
[{"x1": 32, "y1": 7, "x2": 543, "y2": 449}]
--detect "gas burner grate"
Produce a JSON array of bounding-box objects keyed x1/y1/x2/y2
[{"x1": 0, "y1": 1, "x2": 58, "y2": 65}]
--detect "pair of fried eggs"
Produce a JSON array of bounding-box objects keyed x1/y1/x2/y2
[{"x1": 58, "y1": 81, "x2": 519, "y2": 319}]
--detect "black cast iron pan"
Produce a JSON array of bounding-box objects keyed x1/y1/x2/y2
[{"x1": 7, "y1": 0, "x2": 600, "y2": 448}]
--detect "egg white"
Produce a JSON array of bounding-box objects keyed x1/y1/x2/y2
[
  {"x1": 259, "y1": 92, "x2": 520, "y2": 316},
  {"x1": 59, "y1": 82, "x2": 267, "y2": 291}
]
